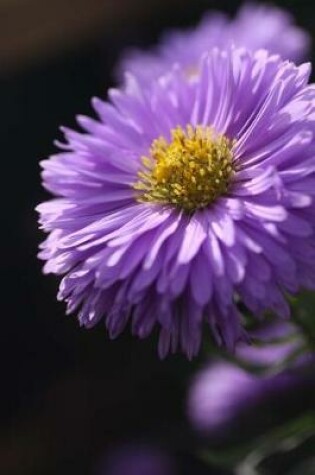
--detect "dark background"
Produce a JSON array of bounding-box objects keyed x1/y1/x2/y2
[{"x1": 1, "y1": 1, "x2": 315, "y2": 474}]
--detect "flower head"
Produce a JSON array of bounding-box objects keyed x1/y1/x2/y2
[
  {"x1": 37, "y1": 48, "x2": 315, "y2": 358},
  {"x1": 118, "y1": 3, "x2": 310, "y2": 86},
  {"x1": 135, "y1": 125, "x2": 235, "y2": 211}
]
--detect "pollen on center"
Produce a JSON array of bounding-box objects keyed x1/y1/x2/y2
[{"x1": 134, "y1": 125, "x2": 235, "y2": 212}]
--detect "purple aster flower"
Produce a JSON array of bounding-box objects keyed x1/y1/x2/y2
[
  {"x1": 118, "y1": 3, "x2": 310, "y2": 86},
  {"x1": 187, "y1": 324, "x2": 315, "y2": 434},
  {"x1": 37, "y1": 47, "x2": 315, "y2": 358}
]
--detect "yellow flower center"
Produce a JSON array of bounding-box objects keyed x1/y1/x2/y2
[{"x1": 134, "y1": 125, "x2": 235, "y2": 212}]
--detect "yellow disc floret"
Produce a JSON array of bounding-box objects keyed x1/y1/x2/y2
[{"x1": 134, "y1": 125, "x2": 235, "y2": 212}]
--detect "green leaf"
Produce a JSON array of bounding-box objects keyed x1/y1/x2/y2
[{"x1": 200, "y1": 413, "x2": 315, "y2": 473}]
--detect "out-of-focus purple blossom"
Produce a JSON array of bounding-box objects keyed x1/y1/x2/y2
[
  {"x1": 98, "y1": 445, "x2": 175, "y2": 475},
  {"x1": 237, "y1": 322, "x2": 302, "y2": 366},
  {"x1": 187, "y1": 323, "x2": 314, "y2": 434},
  {"x1": 118, "y1": 3, "x2": 310, "y2": 86},
  {"x1": 37, "y1": 48, "x2": 315, "y2": 358}
]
